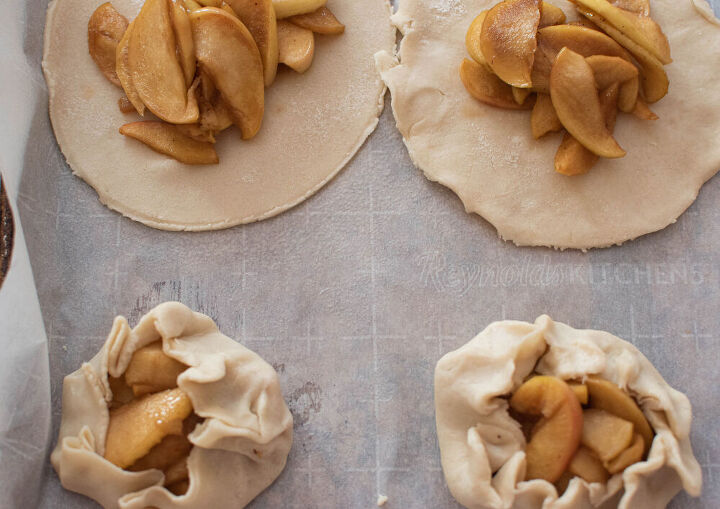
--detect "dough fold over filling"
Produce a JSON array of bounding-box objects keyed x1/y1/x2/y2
[
  {"x1": 51, "y1": 302, "x2": 293, "y2": 509},
  {"x1": 434, "y1": 315, "x2": 701, "y2": 509}
]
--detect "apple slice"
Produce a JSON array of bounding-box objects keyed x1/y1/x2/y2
[
  {"x1": 128, "y1": 433, "x2": 192, "y2": 473},
  {"x1": 585, "y1": 55, "x2": 638, "y2": 89},
  {"x1": 460, "y1": 59, "x2": 533, "y2": 110},
  {"x1": 169, "y1": 0, "x2": 197, "y2": 87},
  {"x1": 512, "y1": 87, "x2": 533, "y2": 106},
  {"x1": 88, "y1": 3, "x2": 129, "y2": 87},
  {"x1": 184, "y1": 0, "x2": 203, "y2": 9},
  {"x1": 585, "y1": 376, "x2": 654, "y2": 454},
  {"x1": 466, "y1": 11, "x2": 490, "y2": 67},
  {"x1": 550, "y1": 48, "x2": 625, "y2": 158},
  {"x1": 288, "y1": 6, "x2": 345, "y2": 34},
  {"x1": 124, "y1": 342, "x2": 187, "y2": 392},
  {"x1": 115, "y1": 21, "x2": 145, "y2": 116},
  {"x1": 571, "y1": 0, "x2": 671, "y2": 64},
  {"x1": 632, "y1": 97, "x2": 658, "y2": 120},
  {"x1": 119, "y1": 121, "x2": 219, "y2": 164},
  {"x1": 530, "y1": 93, "x2": 562, "y2": 138},
  {"x1": 198, "y1": 0, "x2": 222, "y2": 5},
  {"x1": 618, "y1": 76, "x2": 639, "y2": 112},
  {"x1": 273, "y1": 0, "x2": 326, "y2": 19},
  {"x1": 129, "y1": 0, "x2": 199, "y2": 124},
  {"x1": 539, "y1": 2, "x2": 566, "y2": 27},
  {"x1": 104, "y1": 388, "x2": 193, "y2": 468},
  {"x1": 581, "y1": 408, "x2": 634, "y2": 462},
  {"x1": 605, "y1": 433, "x2": 644, "y2": 473},
  {"x1": 510, "y1": 376, "x2": 583, "y2": 482},
  {"x1": 224, "y1": 0, "x2": 279, "y2": 86},
  {"x1": 480, "y1": 0, "x2": 541, "y2": 88},
  {"x1": 277, "y1": 20, "x2": 315, "y2": 73},
  {"x1": 569, "y1": 383, "x2": 589, "y2": 405},
  {"x1": 190, "y1": 7, "x2": 265, "y2": 139},
  {"x1": 568, "y1": 446, "x2": 609, "y2": 483}
]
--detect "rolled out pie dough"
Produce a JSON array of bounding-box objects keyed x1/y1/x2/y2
[
  {"x1": 434, "y1": 315, "x2": 702, "y2": 509},
  {"x1": 51, "y1": 302, "x2": 293, "y2": 508},
  {"x1": 377, "y1": 0, "x2": 720, "y2": 249},
  {"x1": 43, "y1": 0, "x2": 395, "y2": 231}
]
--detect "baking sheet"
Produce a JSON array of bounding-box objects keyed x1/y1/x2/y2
[{"x1": 9, "y1": 0, "x2": 720, "y2": 506}]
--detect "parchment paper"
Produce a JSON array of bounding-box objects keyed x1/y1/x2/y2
[{"x1": 4, "y1": 0, "x2": 720, "y2": 507}]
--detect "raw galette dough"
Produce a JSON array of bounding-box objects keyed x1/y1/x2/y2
[
  {"x1": 377, "y1": 0, "x2": 720, "y2": 249},
  {"x1": 51, "y1": 302, "x2": 293, "y2": 508},
  {"x1": 434, "y1": 315, "x2": 701, "y2": 509},
  {"x1": 42, "y1": 0, "x2": 395, "y2": 231}
]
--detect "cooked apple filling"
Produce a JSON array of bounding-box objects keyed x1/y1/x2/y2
[
  {"x1": 105, "y1": 342, "x2": 200, "y2": 495},
  {"x1": 508, "y1": 375, "x2": 655, "y2": 492},
  {"x1": 88, "y1": 0, "x2": 345, "y2": 164},
  {"x1": 461, "y1": 0, "x2": 671, "y2": 176}
]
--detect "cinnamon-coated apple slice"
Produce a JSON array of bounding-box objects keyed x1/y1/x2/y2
[
  {"x1": 531, "y1": 93, "x2": 562, "y2": 138},
  {"x1": 460, "y1": 59, "x2": 533, "y2": 110},
  {"x1": 288, "y1": 6, "x2": 345, "y2": 34},
  {"x1": 190, "y1": 7, "x2": 265, "y2": 139},
  {"x1": 510, "y1": 376, "x2": 583, "y2": 482},
  {"x1": 480, "y1": 0, "x2": 541, "y2": 88},
  {"x1": 128, "y1": 0, "x2": 199, "y2": 124},
  {"x1": 273, "y1": 0, "x2": 326, "y2": 19},
  {"x1": 539, "y1": 2, "x2": 566, "y2": 27},
  {"x1": 119, "y1": 121, "x2": 219, "y2": 165},
  {"x1": 586, "y1": 55, "x2": 638, "y2": 89},
  {"x1": 88, "y1": 3, "x2": 128, "y2": 87},
  {"x1": 466, "y1": 11, "x2": 490, "y2": 67},
  {"x1": 605, "y1": 432, "x2": 644, "y2": 473},
  {"x1": 550, "y1": 48, "x2": 625, "y2": 159},
  {"x1": 115, "y1": 21, "x2": 145, "y2": 115},
  {"x1": 277, "y1": 20, "x2": 315, "y2": 73},
  {"x1": 581, "y1": 408, "x2": 634, "y2": 462},
  {"x1": 224, "y1": 0, "x2": 279, "y2": 86},
  {"x1": 169, "y1": 0, "x2": 197, "y2": 87},
  {"x1": 568, "y1": 446, "x2": 609, "y2": 483}
]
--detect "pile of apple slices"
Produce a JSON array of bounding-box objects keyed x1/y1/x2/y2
[
  {"x1": 105, "y1": 342, "x2": 199, "y2": 495},
  {"x1": 88, "y1": 0, "x2": 345, "y2": 164},
  {"x1": 509, "y1": 375, "x2": 655, "y2": 491},
  {"x1": 460, "y1": 0, "x2": 671, "y2": 176}
]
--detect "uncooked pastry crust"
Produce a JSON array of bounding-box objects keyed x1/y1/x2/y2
[
  {"x1": 434, "y1": 315, "x2": 702, "y2": 509},
  {"x1": 51, "y1": 302, "x2": 293, "y2": 508},
  {"x1": 377, "y1": 0, "x2": 720, "y2": 249},
  {"x1": 43, "y1": 0, "x2": 395, "y2": 231}
]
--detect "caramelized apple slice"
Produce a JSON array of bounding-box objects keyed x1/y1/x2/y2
[
  {"x1": 129, "y1": 0, "x2": 198, "y2": 124},
  {"x1": 605, "y1": 433, "x2": 644, "y2": 473},
  {"x1": 632, "y1": 97, "x2": 659, "y2": 120},
  {"x1": 115, "y1": 21, "x2": 145, "y2": 116},
  {"x1": 288, "y1": 6, "x2": 345, "y2": 34},
  {"x1": 510, "y1": 376, "x2": 583, "y2": 482},
  {"x1": 581, "y1": 408, "x2": 634, "y2": 462},
  {"x1": 568, "y1": 446, "x2": 609, "y2": 483},
  {"x1": 618, "y1": 76, "x2": 639, "y2": 112},
  {"x1": 88, "y1": 3, "x2": 128, "y2": 87},
  {"x1": 184, "y1": 0, "x2": 203, "y2": 9},
  {"x1": 225, "y1": 0, "x2": 279, "y2": 86},
  {"x1": 586, "y1": 55, "x2": 638, "y2": 89},
  {"x1": 125, "y1": 342, "x2": 187, "y2": 393},
  {"x1": 128, "y1": 434, "x2": 192, "y2": 473},
  {"x1": 466, "y1": 11, "x2": 489, "y2": 67},
  {"x1": 550, "y1": 48, "x2": 625, "y2": 158},
  {"x1": 569, "y1": 383, "x2": 589, "y2": 405},
  {"x1": 586, "y1": 377, "x2": 654, "y2": 453},
  {"x1": 190, "y1": 7, "x2": 265, "y2": 139},
  {"x1": 530, "y1": 93, "x2": 562, "y2": 139},
  {"x1": 539, "y1": 2, "x2": 566, "y2": 27},
  {"x1": 460, "y1": 59, "x2": 533, "y2": 110},
  {"x1": 119, "y1": 121, "x2": 219, "y2": 165},
  {"x1": 571, "y1": 0, "x2": 671, "y2": 64},
  {"x1": 512, "y1": 87, "x2": 533, "y2": 105},
  {"x1": 277, "y1": 20, "x2": 315, "y2": 73},
  {"x1": 105, "y1": 388, "x2": 193, "y2": 468},
  {"x1": 272, "y1": 0, "x2": 326, "y2": 19},
  {"x1": 169, "y1": 0, "x2": 197, "y2": 87},
  {"x1": 480, "y1": 0, "x2": 541, "y2": 88}
]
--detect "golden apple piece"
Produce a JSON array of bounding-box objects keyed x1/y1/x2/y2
[
  {"x1": 618, "y1": 76, "x2": 639, "y2": 113},
  {"x1": 125, "y1": 341, "x2": 188, "y2": 391},
  {"x1": 105, "y1": 388, "x2": 193, "y2": 469},
  {"x1": 288, "y1": 6, "x2": 345, "y2": 35},
  {"x1": 190, "y1": 7, "x2": 265, "y2": 139},
  {"x1": 169, "y1": 0, "x2": 197, "y2": 87},
  {"x1": 184, "y1": 0, "x2": 203, "y2": 9},
  {"x1": 632, "y1": 97, "x2": 659, "y2": 120},
  {"x1": 568, "y1": 18, "x2": 601, "y2": 30},
  {"x1": 509, "y1": 376, "x2": 584, "y2": 483},
  {"x1": 466, "y1": 11, "x2": 490, "y2": 67},
  {"x1": 539, "y1": 2, "x2": 566, "y2": 27},
  {"x1": 277, "y1": 20, "x2": 315, "y2": 73},
  {"x1": 128, "y1": 433, "x2": 192, "y2": 473},
  {"x1": 224, "y1": 0, "x2": 279, "y2": 86},
  {"x1": 88, "y1": 2, "x2": 129, "y2": 87},
  {"x1": 571, "y1": 0, "x2": 671, "y2": 64},
  {"x1": 272, "y1": 0, "x2": 326, "y2": 19},
  {"x1": 605, "y1": 433, "x2": 644, "y2": 473},
  {"x1": 581, "y1": 408, "x2": 634, "y2": 462},
  {"x1": 611, "y1": 0, "x2": 649, "y2": 16},
  {"x1": 555, "y1": 82, "x2": 619, "y2": 176},
  {"x1": 460, "y1": 59, "x2": 533, "y2": 110},
  {"x1": 480, "y1": 0, "x2": 541, "y2": 88},
  {"x1": 198, "y1": 0, "x2": 222, "y2": 5},
  {"x1": 530, "y1": 93, "x2": 562, "y2": 139},
  {"x1": 568, "y1": 446, "x2": 609, "y2": 483},
  {"x1": 115, "y1": 21, "x2": 145, "y2": 116},
  {"x1": 512, "y1": 87, "x2": 533, "y2": 106},
  {"x1": 569, "y1": 383, "x2": 589, "y2": 405},
  {"x1": 550, "y1": 48, "x2": 625, "y2": 159},
  {"x1": 129, "y1": 0, "x2": 199, "y2": 124},
  {"x1": 196, "y1": 70, "x2": 234, "y2": 133},
  {"x1": 585, "y1": 55, "x2": 638, "y2": 90},
  {"x1": 119, "y1": 121, "x2": 219, "y2": 165},
  {"x1": 585, "y1": 376, "x2": 654, "y2": 453}
]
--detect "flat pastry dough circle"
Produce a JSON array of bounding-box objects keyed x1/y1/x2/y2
[
  {"x1": 434, "y1": 315, "x2": 702, "y2": 509},
  {"x1": 51, "y1": 302, "x2": 293, "y2": 508},
  {"x1": 43, "y1": 0, "x2": 395, "y2": 231},
  {"x1": 377, "y1": 0, "x2": 720, "y2": 249}
]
